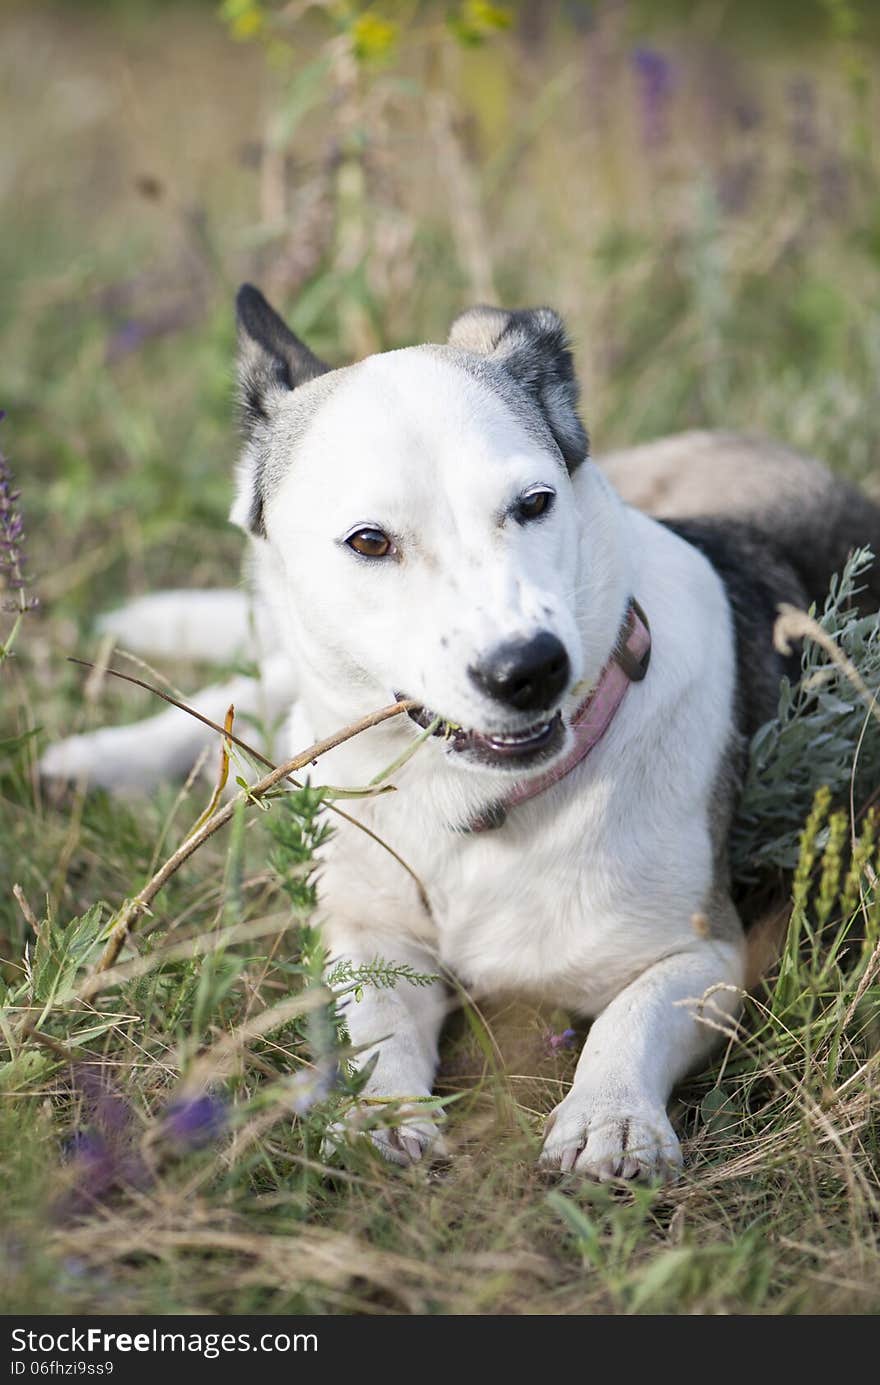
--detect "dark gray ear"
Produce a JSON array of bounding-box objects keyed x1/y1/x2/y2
[
  {"x1": 447, "y1": 305, "x2": 588, "y2": 471},
  {"x1": 235, "y1": 283, "x2": 329, "y2": 436},
  {"x1": 232, "y1": 285, "x2": 330, "y2": 538}
]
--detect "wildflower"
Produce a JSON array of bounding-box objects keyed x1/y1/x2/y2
[
  {"x1": 632, "y1": 47, "x2": 674, "y2": 149},
  {"x1": 55, "y1": 1071, "x2": 147, "y2": 1220},
  {"x1": 221, "y1": 0, "x2": 264, "y2": 43},
  {"x1": 351, "y1": 13, "x2": 398, "y2": 63},
  {"x1": 61, "y1": 1129, "x2": 116, "y2": 1200},
  {"x1": 449, "y1": 1, "x2": 511, "y2": 46},
  {"x1": 547, "y1": 1028, "x2": 577, "y2": 1053},
  {"x1": 163, "y1": 1092, "x2": 228, "y2": 1149},
  {"x1": 0, "y1": 412, "x2": 38, "y2": 617}
]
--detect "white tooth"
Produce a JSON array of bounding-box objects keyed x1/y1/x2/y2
[{"x1": 491, "y1": 723, "x2": 550, "y2": 745}]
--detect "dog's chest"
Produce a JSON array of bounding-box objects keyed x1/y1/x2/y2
[
  {"x1": 322, "y1": 766, "x2": 709, "y2": 1017},
  {"x1": 423, "y1": 811, "x2": 677, "y2": 1012}
]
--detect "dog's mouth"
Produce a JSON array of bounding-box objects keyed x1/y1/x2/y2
[{"x1": 403, "y1": 702, "x2": 565, "y2": 770}]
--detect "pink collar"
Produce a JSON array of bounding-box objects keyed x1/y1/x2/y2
[{"x1": 466, "y1": 599, "x2": 651, "y2": 832}]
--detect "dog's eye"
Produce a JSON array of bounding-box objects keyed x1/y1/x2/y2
[
  {"x1": 516, "y1": 487, "x2": 555, "y2": 523},
  {"x1": 345, "y1": 527, "x2": 395, "y2": 558}
]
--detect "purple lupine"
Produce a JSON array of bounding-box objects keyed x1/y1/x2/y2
[
  {"x1": 632, "y1": 47, "x2": 674, "y2": 148},
  {"x1": 0, "y1": 413, "x2": 37, "y2": 615},
  {"x1": 55, "y1": 1071, "x2": 148, "y2": 1220},
  {"x1": 105, "y1": 303, "x2": 197, "y2": 364},
  {"x1": 163, "y1": 1092, "x2": 228, "y2": 1149},
  {"x1": 79, "y1": 1066, "x2": 136, "y2": 1134},
  {"x1": 547, "y1": 1028, "x2": 577, "y2": 1053},
  {"x1": 61, "y1": 1129, "x2": 117, "y2": 1200}
]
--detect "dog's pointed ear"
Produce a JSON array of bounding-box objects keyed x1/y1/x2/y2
[
  {"x1": 232, "y1": 285, "x2": 330, "y2": 538},
  {"x1": 236, "y1": 283, "x2": 329, "y2": 435},
  {"x1": 447, "y1": 305, "x2": 588, "y2": 472}
]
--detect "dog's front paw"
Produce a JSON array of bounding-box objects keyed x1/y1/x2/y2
[
  {"x1": 324, "y1": 1105, "x2": 446, "y2": 1169},
  {"x1": 367, "y1": 1116, "x2": 446, "y2": 1168},
  {"x1": 538, "y1": 1087, "x2": 682, "y2": 1183}
]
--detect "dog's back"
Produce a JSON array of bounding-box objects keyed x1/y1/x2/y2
[
  {"x1": 599, "y1": 429, "x2": 880, "y2": 611},
  {"x1": 599, "y1": 430, "x2": 880, "y2": 738}
]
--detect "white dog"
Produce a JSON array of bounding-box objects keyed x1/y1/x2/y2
[{"x1": 42, "y1": 288, "x2": 880, "y2": 1180}]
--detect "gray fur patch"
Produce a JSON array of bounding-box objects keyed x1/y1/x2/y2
[
  {"x1": 425, "y1": 344, "x2": 574, "y2": 471},
  {"x1": 235, "y1": 283, "x2": 332, "y2": 536},
  {"x1": 234, "y1": 291, "x2": 593, "y2": 534},
  {"x1": 239, "y1": 342, "x2": 578, "y2": 538},
  {"x1": 447, "y1": 306, "x2": 589, "y2": 471}
]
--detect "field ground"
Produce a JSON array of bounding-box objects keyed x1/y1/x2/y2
[{"x1": 1, "y1": 1, "x2": 879, "y2": 1314}]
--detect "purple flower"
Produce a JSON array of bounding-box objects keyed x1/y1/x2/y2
[
  {"x1": 632, "y1": 47, "x2": 674, "y2": 148},
  {"x1": 0, "y1": 413, "x2": 38, "y2": 614},
  {"x1": 55, "y1": 1071, "x2": 148, "y2": 1221},
  {"x1": 60, "y1": 1130, "x2": 116, "y2": 1199},
  {"x1": 547, "y1": 1028, "x2": 577, "y2": 1052},
  {"x1": 78, "y1": 1066, "x2": 137, "y2": 1139},
  {"x1": 105, "y1": 304, "x2": 197, "y2": 364},
  {"x1": 163, "y1": 1092, "x2": 227, "y2": 1148}
]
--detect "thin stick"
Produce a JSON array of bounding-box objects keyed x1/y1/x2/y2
[
  {"x1": 66, "y1": 657, "x2": 431, "y2": 912},
  {"x1": 78, "y1": 698, "x2": 418, "y2": 1001}
]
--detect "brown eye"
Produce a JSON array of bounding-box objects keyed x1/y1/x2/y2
[
  {"x1": 516, "y1": 488, "x2": 555, "y2": 522},
  {"x1": 346, "y1": 527, "x2": 394, "y2": 558}
]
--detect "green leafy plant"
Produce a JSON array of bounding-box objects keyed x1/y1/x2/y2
[{"x1": 732, "y1": 547, "x2": 880, "y2": 880}]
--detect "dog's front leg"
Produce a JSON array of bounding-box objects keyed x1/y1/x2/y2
[
  {"x1": 539, "y1": 938, "x2": 744, "y2": 1181},
  {"x1": 328, "y1": 934, "x2": 449, "y2": 1167}
]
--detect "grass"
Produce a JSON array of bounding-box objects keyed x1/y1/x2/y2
[{"x1": 1, "y1": 0, "x2": 880, "y2": 1315}]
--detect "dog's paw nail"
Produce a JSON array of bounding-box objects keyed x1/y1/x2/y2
[
  {"x1": 374, "y1": 1121, "x2": 443, "y2": 1168},
  {"x1": 323, "y1": 1104, "x2": 445, "y2": 1170},
  {"x1": 539, "y1": 1094, "x2": 682, "y2": 1184},
  {"x1": 398, "y1": 1132, "x2": 426, "y2": 1163},
  {"x1": 559, "y1": 1143, "x2": 580, "y2": 1173}
]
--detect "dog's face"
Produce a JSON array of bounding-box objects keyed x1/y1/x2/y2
[{"x1": 232, "y1": 288, "x2": 595, "y2": 774}]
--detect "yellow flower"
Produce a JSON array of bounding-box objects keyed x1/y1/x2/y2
[
  {"x1": 221, "y1": 0, "x2": 264, "y2": 43},
  {"x1": 449, "y1": 1, "x2": 511, "y2": 46},
  {"x1": 351, "y1": 13, "x2": 398, "y2": 63},
  {"x1": 464, "y1": 1, "x2": 511, "y2": 32}
]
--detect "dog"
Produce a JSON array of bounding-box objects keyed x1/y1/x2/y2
[{"x1": 41, "y1": 286, "x2": 880, "y2": 1180}]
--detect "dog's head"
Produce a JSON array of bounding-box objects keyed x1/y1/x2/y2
[{"x1": 232, "y1": 285, "x2": 618, "y2": 776}]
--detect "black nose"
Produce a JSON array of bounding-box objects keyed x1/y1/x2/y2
[{"x1": 469, "y1": 633, "x2": 570, "y2": 712}]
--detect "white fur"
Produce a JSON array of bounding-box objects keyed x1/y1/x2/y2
[
  {"x1": 96, "y1": 588, "x2": 273, "y2": 663},
  {"x1": 40, "y1": 654, "x2": 296, "y2": 791},
  {"x1": 42, "y1": 347, "x2": 746, "y2": 1179}
]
